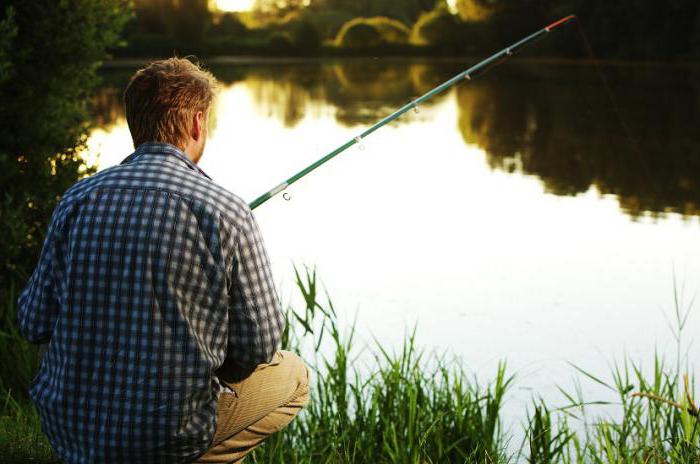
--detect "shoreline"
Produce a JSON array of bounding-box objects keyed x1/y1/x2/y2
[{"x1": 101, "y1": 55, "x2": 700, "y2": 69}]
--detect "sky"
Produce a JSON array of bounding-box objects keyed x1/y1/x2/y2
[{"x1": 215, "y1": 0, "x2": 256, "y2": 12}]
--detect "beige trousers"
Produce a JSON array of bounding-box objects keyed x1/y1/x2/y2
[{"x1": 195, "y1": 351, "x2": 310, "y2": 464}]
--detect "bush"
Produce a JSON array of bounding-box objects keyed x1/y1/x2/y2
[
  {"x1": 305, "y1": 9, "x2": 355, "y2": 42},
  {"x1": 116, "y1": 32, "x2": 176, "y2": 57},
  {"x1": 266, "y1": 31, "x2": 294, "y2": 51},
  {"x1": 335, "y1": 16, "x2": 411, "y2": 48},
  {"x1": 289, "y1": 18, "x2": 321, "y2": 51},
  {"x1": 411, "y1": 4, "x2": 464, "y2": 48},
  {"x1": 455, "y1": 0, "x2": 497, "y2": 22},
  {"x1": 210, "y1": 12, "x2": 249, "y2": 37},
  {"x1": 0, "y1": 2, "x2": 129, "y2": 291},
  {"x1": 0, "y1": 2, "x2": 129, "y2": 288}
]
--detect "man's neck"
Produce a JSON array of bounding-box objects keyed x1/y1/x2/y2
[{"x1": 183, "y1": 144, "x2": 203, "y2": 164}]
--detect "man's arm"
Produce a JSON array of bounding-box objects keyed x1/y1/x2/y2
[
  {"x1": 225, "y1": 209, "x2": 285, "y2": 373},
  {"x1": 17, "y1": 212, "x2": 62, "y2": 344}
]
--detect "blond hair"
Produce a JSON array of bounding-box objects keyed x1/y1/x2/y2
[{"x1": 124, "y1": 57, "x2": 217, "y2": 149}]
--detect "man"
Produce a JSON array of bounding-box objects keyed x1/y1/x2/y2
[{"x1": 17, "y1": 57, "x2": 309, "y2": 463}]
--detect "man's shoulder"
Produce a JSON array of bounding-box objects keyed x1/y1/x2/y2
[
  {"x1": 59, "y1": 158, "x2": 253, "y2": 230},
  {"x1": 54, "y1": 166, "x2": 119, "y2": 217},
  {"x1": 192, "y1": 176, "x2": 253, "y2": 226}
]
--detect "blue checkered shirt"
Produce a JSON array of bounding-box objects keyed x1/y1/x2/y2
[{"x1": 17, "y1": 142, "x2": 285, "y2": 463}]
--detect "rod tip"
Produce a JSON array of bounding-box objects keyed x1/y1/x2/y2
[{"x1": 545, "y1": 14, "x2": 577, "y2": 32}]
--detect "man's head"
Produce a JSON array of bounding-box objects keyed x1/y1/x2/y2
[{"x1": 124, "y1": 57, "x2": 218, "y2": 164}]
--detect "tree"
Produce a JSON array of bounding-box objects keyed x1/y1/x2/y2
[
  {"x1": 210, "y1": 12, "x2": 249, "y2": 37},
  {"x1": 253, "y1": 0, "x2": 441, "y2": 25},
  {"x1": 411, "y1": 4, "x2": 464, "y2": 48},
  {"x1": 694, "y1": 5, "x2": 700, "y2": 59},
  {"x1": 455, "y1": 0, "x2": 497, "y2": 22},
  {"x1": 253, "y1": 0, "x2": 310, "y2": 16},
  {"x1": 0, "y1": 1, "x2": 130, "y2": 290},
  {"x1": 335, "y1": 17, "x2": 411, "y2": 47},
  {"x1": 171, "y1": 0, "x2": 212, "y2": 44},
  {"x1": 131, "y1": 0, "x2": 211, "y2": 45},
  {"x1": 290, "y1": 18, "x2": 322, "y2": 51}
]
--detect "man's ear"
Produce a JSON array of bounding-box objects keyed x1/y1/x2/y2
[{"x1": 191, "y1": 110, "x2": 204, "y2": 141}]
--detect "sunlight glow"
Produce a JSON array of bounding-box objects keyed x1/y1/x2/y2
[
  {"x1": 215, "y1": 0, "x2": 255, "y2": 12},
  {"x1": 445, "y1": 0, "x2": 458, "y2": 14}
]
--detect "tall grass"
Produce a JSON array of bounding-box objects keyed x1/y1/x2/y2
[
  {"x1": 0, "y1": 287, "x2": 41, "y2": 401},
  {"x1": 257, "y1": 267, "x2": 513, "y2": 463},
  {"x1": 0, "y1": 288, "x2": 57, "y2": 463},
  {"x1": 1, "y1": 268, "x2": 700, "y2": 463},
  {"x1": 519, "y1": 271, "x2": 700, "y2": 464}
]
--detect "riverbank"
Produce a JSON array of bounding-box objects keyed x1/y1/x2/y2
[{"x1": 2, "y1": 270, "x2": 699, "y2": 463}]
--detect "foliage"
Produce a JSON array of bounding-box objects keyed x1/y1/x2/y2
[
  {"x1": 525, "y1": 401, "x2": 573, "y2": 463},
  {"x1": 0, "y1": 289, "x2": 40, "y2": 402},
  {"x1": 0, "y1": 394, "x2": 58, "y2": 464},
  {"x1": 0, "y1": 1, "x2": 130, "y2": 292},
  {"x1": 209, "y1": 12, "x2": 249, "y2": 38},
  {"x1": 302, "y1": 9, "x2": 358, "y2": 41},
  {"x1": 0, "y1": 6, "x2": 17, "y2": 83},
  {"x1": 288, "y1": 18, "x2": 322, "y2": 50},
  {"x1": 335, "y1": 17, "x2": 411, "y2": 48},
  {"x1": 268, "y1": 12, "x2": 323, "y2": 51},
  {"x1": 115, "y1": 1, "x2": 700, "y2": 60},
  {"x1": 455, "y1": 0, "x2": 497, "y2": 22},
  {"x1": 411, "y1": 4, "x2": 464, "y2": 48},
  {"x1": 253, "y1": 0, "x2": 441, "y2": 26},
  {"x1": 130, "y1": 0, "x2": 211, "y2": 46}
]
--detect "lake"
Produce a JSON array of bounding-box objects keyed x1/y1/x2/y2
[{"x1": 88, "y1": 58, "x2": 700, "y2": 428}]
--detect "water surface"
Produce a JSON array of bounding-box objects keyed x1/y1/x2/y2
[{"x1": 88, "y1": 58, "x2": 700, "y2": 425}]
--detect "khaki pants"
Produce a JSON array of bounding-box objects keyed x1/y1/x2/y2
[{"x1": 196, "y1": 351, "x2": 310, "y2": 463}]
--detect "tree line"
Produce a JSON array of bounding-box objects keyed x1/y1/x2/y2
[{"x1": 118, "y1": 0, "x2": 700, "y2": 61}]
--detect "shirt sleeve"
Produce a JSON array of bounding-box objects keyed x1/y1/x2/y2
[
  {"x1": 17, "y1": 211, "x2": 62, "y2": 345},
  {"x1": 227, "y1": 210, "x2": 285, "y2": 367}
]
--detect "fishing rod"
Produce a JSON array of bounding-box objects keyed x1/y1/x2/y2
[{"x1": 248, "y1": 14, "x2": 577, "y2": 210}]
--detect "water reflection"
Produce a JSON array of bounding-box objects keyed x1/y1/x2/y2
[
  {"x1": 456, "y1": 64, "x2": 700, "y2": 218},
  {"x1": 91, "y1": 87, "x2": 126, "y2": 128},
  {"x1": 92, "y1": 59, "x2": 700, "y2": 218}
]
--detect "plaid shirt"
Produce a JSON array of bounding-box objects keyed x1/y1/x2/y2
[{"x1": 17, "y1": 142, "x2": 285, "y2": 463}]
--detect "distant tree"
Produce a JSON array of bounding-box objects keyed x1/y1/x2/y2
[
  {"x1": 171, "y1": 0, "x2": 212, "y2": 44},
  {"x1": 335, "y1": 17, "x2": 411, "y2": 47},
  {"x1": 302, "y1": 0, "x2": 441, "y2": 25},
  {"x1": 455, "y1": 0, "x2": 497, "y2": 22},
  {"x1": 131, "y1": 0, "x2": 175, "y2": 34},
  {"x1": 210, "y1": 12, "x2": 249, "y2": 37},
  {"x1": 0, "y1": 1, "x2": 129, "y2": 290},
  {"x1": 411, "y1": 4, "x2": 463, "y2": 48},
  {"x1": 337, "y1": 21, "x2": 381, "y2": 47},
  {"x1": 290, "y1": 18, "x2": 322, "y2": 51},
  {"x1": 267, "y1": 31, "x2": 294, "y2": 50},
  {"x1": 131, "y1": 0, "x2": 211, "y2": 46},
  {"x1": 0, "y1": 6, "x2": 17, "y2": 83},
  {"x1": 303, "y1": 9, "x2": 354, "y2": 41},
  {"x1": 694, "y1": 4, "x2": 700, "y2": 58},
  {"x1": 253, "y1": 0, "x2": 309, "y2": 16}
]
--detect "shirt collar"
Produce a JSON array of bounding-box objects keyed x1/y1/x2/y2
[{"x1": 121, "y1": 142, "x2": 211, "y2": 180}]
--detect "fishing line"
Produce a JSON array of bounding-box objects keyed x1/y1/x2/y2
[
  {"x1": 570, "y1": 20, "x2": 657, "y2": 202},
  {"x1": 248, "y1": 15, "x2": 578, "y2": 210},
  {"x1": 574, "y1": 21, "x2": 643, "y2": 159}
]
